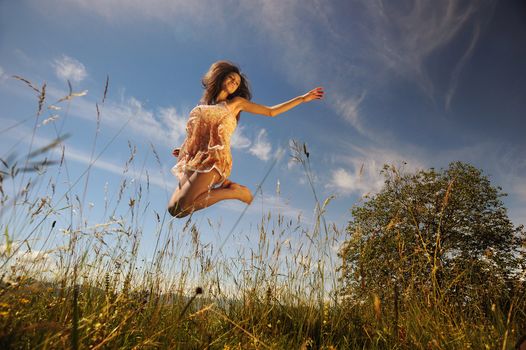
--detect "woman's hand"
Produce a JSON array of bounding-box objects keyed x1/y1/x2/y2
[{"x1": 302, "y1": 87, "x2": 324, "y2": 103}]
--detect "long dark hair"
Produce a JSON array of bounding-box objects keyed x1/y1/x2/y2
[{"x1": 200, "y1": 60, "x2": 252, "y2": 121}]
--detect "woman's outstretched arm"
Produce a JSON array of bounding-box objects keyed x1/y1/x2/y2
[{"x1": 233, "y1": 87, "x2": 324, "y2": 117}]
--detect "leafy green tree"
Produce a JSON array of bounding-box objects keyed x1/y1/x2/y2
[{"x1": 339, "y1": 162, "x2": 525, "y2": 311}]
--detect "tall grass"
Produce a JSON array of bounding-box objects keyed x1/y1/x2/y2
[{"x1": 1, "y1": 76, "x2": 525, "y2": 349}]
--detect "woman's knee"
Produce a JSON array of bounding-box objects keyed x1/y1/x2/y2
[{"x1": 167, "y1": 198, "x2": 190, "y2": 218}]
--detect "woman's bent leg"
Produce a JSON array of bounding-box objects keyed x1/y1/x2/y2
[
  {"x1": 167, "y1": 170, "x2": 220, "y2": 217},
  {"x1": 189, "y1": 181, "x2": 253, "y2": 213},
  {"x1": 167, "y1": 170, "x2": 253, "y2": 218}
]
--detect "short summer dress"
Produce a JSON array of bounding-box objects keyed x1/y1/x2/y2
[{"x1": 171, "y1": 101, "x2": 237, "y2": 184}]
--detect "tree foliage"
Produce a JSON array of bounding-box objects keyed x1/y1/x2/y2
[{"x1": 339, "y1": 162, "x2": 525, "y2": 311}]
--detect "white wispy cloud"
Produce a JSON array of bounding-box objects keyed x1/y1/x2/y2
[
  {"x1": 327, "y1": 143, "x2": 426, "y2": 197},
  {"x1": 231, "y1": 125, "x2": 252, "y2": 149},
  {"x1": 109, "y1": 96, "x2": 180, "y2": 148},
  {"x1": 510, "y1": 181, "x2": 526, "y2": 227},
  {"x1": 257, "y1": 193, "x2": 310, "y2": 224},
  {"x1": 326, "y1": 137, "x2": 526, "y2": 227},
  {"x1": 514, "y1": 182, "x2": 526, "y2": 202},
  {"x1": 44, "y1": 85, "x2": 188, "y2": 148},
  {"x1": 13, "y1": 48, "x2": 33, "y2": 66},
  {"x1": 287, "y1": 158, "x2": 296, "y2": 170},
  {"x1": 445, "y1": 24, "x2": 481, "y2": 110},
  {"x1": 53, "y1": 55, "x2": 88, "y2": 83},
  {"x1": 0, "y1": 66, "x2": 7, "y2": 83},
  {"x1": 329, "y1": 162, "x2": 383, "y2": 197},
  {"x1": 332, "y1": 91, "x2": 367, "y2": 134},
  {"x1": 0, "y1": 243, "x2": 53, "y2": 269},
  {"x1": 249, "y1": 128, "x2": 272, "y2": 161},
  {"x1": 220, "y1": 192, "x2": 309, "y2": 224},
  {"x1": 64, "y1": 142, "x2": 169, "y2": 190},
  {"x1": 330, "y1": 167, "x2": 382, "y2": 197},
  {"x1": 159, "y1": 107, "x2": 187, "y2": 143},
  {"x1": 3, "y1": 119, "x2": 169, "y2": 190},
  {"x1": 42, "y1": 0, "x2": 229, "y2": 32},
  {"x1": 361, "y1": 1, "x2": 494, "y2": 101}
]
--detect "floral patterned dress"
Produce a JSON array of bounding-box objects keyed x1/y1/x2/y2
[{"x1": 171, "y1": 101, "x2": 237, "y2": 183}]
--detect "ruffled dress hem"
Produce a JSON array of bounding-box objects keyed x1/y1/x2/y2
[{"x1": 171, "y1": 163, "x2": 228, "y2": 186}]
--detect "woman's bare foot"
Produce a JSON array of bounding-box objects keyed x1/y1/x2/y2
[
  {"x1": 234, "y1": 183, "x2": 253, "y2": 204},
  {"x1": 216, "y1": 179, "x2": 252, "y2": 204}
]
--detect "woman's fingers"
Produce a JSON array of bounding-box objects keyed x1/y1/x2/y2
[
  {"x1": 302, "y1": 87, "x2": 324, "y2": 102},
  {"x1": 309, "y1": 87, "x2": 324, "y2": 100}
]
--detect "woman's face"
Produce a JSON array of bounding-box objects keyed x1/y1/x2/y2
[{"x1": 222, "y1": 72, "x2": 241, "y2": 95}]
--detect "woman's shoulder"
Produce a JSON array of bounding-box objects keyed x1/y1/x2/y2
[{"x1": 226, "y1": 96, "x2": 246, "y2": 111}]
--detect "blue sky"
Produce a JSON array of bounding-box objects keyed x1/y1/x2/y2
[{"x1": 1, "y1": 0, "x2": 525, "y2": 265}]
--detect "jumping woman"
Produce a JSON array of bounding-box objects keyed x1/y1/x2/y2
[{"x1": 167, "y1": 60, "x2": 324, "y2": 218}]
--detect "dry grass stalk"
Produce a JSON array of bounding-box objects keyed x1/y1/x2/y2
[{"x1": 12, "y1": 75, "x2": 40, "y2": 93}]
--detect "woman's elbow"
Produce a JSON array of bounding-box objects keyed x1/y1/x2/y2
[{"x1": 268, "y1": 108, "x2": 276, "y2": 118}]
